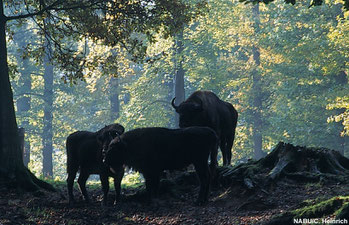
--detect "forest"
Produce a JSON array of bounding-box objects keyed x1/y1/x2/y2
[{"x1": 1, "y1": 0, "x2": 349, "y2": 224}]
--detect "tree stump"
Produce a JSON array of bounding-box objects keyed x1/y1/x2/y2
[{"x1": 217, "y1": 142, "x2": 349, "y2": 191}]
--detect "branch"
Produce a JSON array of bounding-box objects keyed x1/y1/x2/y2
[
  {"x1": 5, "y1": 0, "x2": 63, "y2": 21},
  {"x1": 14, "y1": 92, "x2": 44, "y2": 98},
  {"x1": 5, "y1": 0, "x2": 104, "y2": 21}
]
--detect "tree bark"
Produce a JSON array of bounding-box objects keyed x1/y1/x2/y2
[
  {"x1": 251, "y1": 3, "x2": 264, "y2": 160},
  {"x1": 0, "y1": 1, "x2": 22, "y2": 181},
  {"x1": 42, "y1": 34, "x2": 54, "y2": 178},
  {"x1": 174, "y1": 31, "x2": 185, "y2": 128}
]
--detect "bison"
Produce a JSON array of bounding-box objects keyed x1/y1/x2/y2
[
  {"x1": 171, "y1": 90, "x2": 238, "y2": 166},
  {"x1": 103, "y1": 127, "x2": 218, "y2": 205},
  {"x1": 66, "y1": 123, "x2": 125, "y2": 206}
]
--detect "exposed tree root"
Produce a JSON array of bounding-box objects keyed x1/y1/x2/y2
[
  {"x1": 217, "y1": 142, "x2": 349, "y2": 192},
  {"x1": 0, "y1": 165, "x2": 55, "y2": 192},
  {"x1": 213, "y1": 142, "x2": 349, "y2": 224}
]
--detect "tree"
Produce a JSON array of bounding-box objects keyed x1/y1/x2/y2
[
  {"x1": 241, "y1": 0, "x2": 349, "y2": 10},
  {"x1": 42, "y1": 32, "x2": 54, "y2": 178},
  {"x1": 174, "y1": 30, "x2": 185, "y2": 127},
  {"x1": 11, "y1": 22, "x2": 34, "y2": 168},
  {"x1": 0, "y1": 0, "x2": 201, "y2": 190}
]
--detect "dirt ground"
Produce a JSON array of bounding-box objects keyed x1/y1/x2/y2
[{"x1": 1, "y1": 177, "x2": 348, "y2": 225}]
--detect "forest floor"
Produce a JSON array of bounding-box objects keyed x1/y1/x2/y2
[{"x1": 1, "y1": 175, "x2": 348, "y2": 225}]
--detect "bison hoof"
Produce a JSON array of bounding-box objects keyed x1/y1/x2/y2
[
  {"x1": 113, "y1": 200, "x2": 120, "y2": 206},
  {"x1": 68, "y1": 201, "x2": 75, "y2": 206},
  {"x1": 195, "y1": 199, "x2": 207, "y2": 206},
  {"x1": 68, "y1": 198, "x2": 76, "y2": 206}
]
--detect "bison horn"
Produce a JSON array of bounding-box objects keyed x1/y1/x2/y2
[{"x1": 171, "y1": 97, "x2": 178, "y2": 109}]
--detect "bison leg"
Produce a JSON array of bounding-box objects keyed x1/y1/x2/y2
[
  {"x1": 100, "y1": 173, "x2": 110, "y2": 206},
  {"x1": 220, "y1": 137, "x2": 228, "y2": 166},
  {"x1": 77, "y1": 170, "x2": 90, "y2": 203},
  {"x1": 144, "y1": 173, "x2": 160, "y2": 203},
  {"x1": 194, "y1": 162, "x2": 210, "y2": 205},
  {"x1": 67, "y1": 167, "x2": 78, "y2": 205},
  {"x1": 225, "y1": 137, "x2": 234, "y2": 166},
  {"x1": 209, "y1": 143, "x2": 219, "y2": 184},
  {"x1": 113, "y1": 166, "x2": 125, "y2": 205},
  {"x1": 209, "y1": 143, "x2": 218, "y2": 171}
]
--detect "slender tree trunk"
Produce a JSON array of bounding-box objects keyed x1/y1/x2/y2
[
  {"x1": 174, "y1": 31, "x2": 185, "y2": 127},
  {"x1": 251, "y1": 3, "x2": 264, "y2": 159},
  {"x1": 14, "y1": 28, "x2": 32, "y2": 168},
  {"x1": 22, "y1": 121, "x2": 31, "y2": 167},
  {"x1": 165, "y1": 72, "x2": 175, "y2": 128},
  {"x1": 16, "y1": 65, "x2": 32, "y2": 167},
  {"x1": 110, "y1": 77, "x2": 120, "y2": 121},
  {"x1": 42, "y1": 35, "x2": 54, "y2": 178}
]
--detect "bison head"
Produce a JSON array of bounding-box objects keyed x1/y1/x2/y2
[
  {"x1": 171, "y1": 97, "x2": 204, "y2": 127},
  {"x1": 103, "y1": 137, "x2": 126, "y2": 173},
  {"x1": 97, "y1": 123, "x2": 125, "y2": 153}
]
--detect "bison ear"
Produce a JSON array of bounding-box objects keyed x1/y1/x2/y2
[
  {"x1": 117, "y1": 125, "x2": 125, "y2": 135},
  {"x1": 193, "y1": 97, "x2": 203, "y2": 112},
  {"x1": 97, "y1": 134, "x2": 103, "y2": 144}
]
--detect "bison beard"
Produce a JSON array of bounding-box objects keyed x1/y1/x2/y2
[
  {"x1": 66, "y1": 123, "x2": 124, "y2": 206},
  {"x1": 104, "y1": 127, "x2": 218, "y2": 205},
  {"x1": 172, "y1": 90, "x2": 238, "y2": 166}
]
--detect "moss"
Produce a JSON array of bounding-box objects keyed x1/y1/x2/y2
[
  {"x1": 292, "y1": 196, "x2": 349, "y2": 218},
  {"x1": 266, "y1": 196, "x2": 349, "y2": 225},
  {"x1": 336, "y1": 202, "x2": 349, "y2": 219}
]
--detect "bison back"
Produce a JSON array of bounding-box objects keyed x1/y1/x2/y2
[
  {"x1": 122, "y1": 127, "x2": 217, "y2": 172},
  {"x1": 66, "y1": 131, "x2": 99, "y2": 173}
]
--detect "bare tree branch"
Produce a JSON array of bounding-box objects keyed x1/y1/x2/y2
[
  {"x1": 5, "y1": 0, "x2": 104, "y2": 21},
  {"x1": 14, "y1": 92, "x2": 44, "y2": 98}
]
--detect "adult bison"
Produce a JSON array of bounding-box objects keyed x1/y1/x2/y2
[
  {"x1": 103, "y1": 127, "x2": 218, "y2": 205},
  {"x1": 171, "y1": 90, "x2": 238, "y2": 166},
  {"x1": 66, "y1": 123, "x2": 125, "y2": 206}
]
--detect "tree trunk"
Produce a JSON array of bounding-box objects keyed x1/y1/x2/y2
[
  {"x1": 42, "y1": 35, "x2": 54, "y2": 178},
  {"x1": 165, "y1": 73, "x2": 175, "y2": 128},
  {"x1": 0, "y1": 2, "x2": 54, "y2": 191},
  {"x1": 16, "y1": 63, "x2": 32, "y2": 168},
  {"x1": 174, "y1": 31, "x2": 185, "y2": 128},
  {"x1": 110, "y1": 77, "x2": 120, "y2": 121},
  {"x1": 251, "y1": 3, "x2": 264, "y2": 160},
  {"x1": 0, "y1": 1, "x2": 23, "y2": 182},
  {"x1": 14, "y1": 26, "x2": 32, "y2": 168},
  {"x1": 22, "y1": 121, "x2": 31, "y2": 167}
]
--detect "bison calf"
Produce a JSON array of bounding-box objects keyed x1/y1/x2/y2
[
  {"x1": 66, "y1": 123, "x2": 124, "y2": 206},
  {"x1": 104, "y1": 127, "x2": 218, "y2": 205}
]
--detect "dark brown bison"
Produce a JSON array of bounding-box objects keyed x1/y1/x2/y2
[
  {"x1": 103, "y1": 127, "x2": 218, "y2": 205},
  {"x1": 172, "y1": 90, "x2": 238, "y2": 166},
  {"x1": 66, "y1": 123, "x2": 125, "y2": 206}
]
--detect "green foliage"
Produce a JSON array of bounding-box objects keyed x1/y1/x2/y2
[{"x1": 8, "y1": 0, "x2": 349, "y2": 178}]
